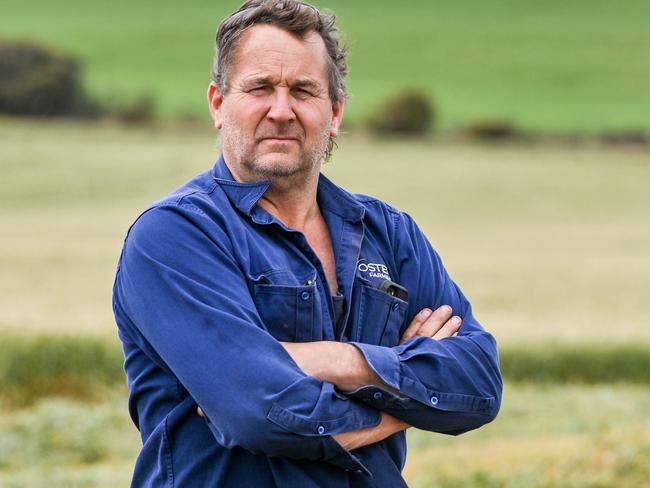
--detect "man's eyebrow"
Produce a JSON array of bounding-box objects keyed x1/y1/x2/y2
[
  {"x1": 239, "y1": 76, "x2": 323, "y2": 91},
  {"x1": 240, "y1": 75, "x2": 276, "y2": 87},
  {"x1": 292, "y1": 79, "x2": 323, "y2": 91}
]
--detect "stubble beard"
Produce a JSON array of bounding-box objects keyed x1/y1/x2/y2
[{"x1": 221, "y1": 115, "x2": 332, "y2": 185}]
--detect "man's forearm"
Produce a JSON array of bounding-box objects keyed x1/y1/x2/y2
[
  {"x1": 333, "y1": 412, "x2": 409, "y2": 450},
  {"x1": 280, "y1": 341, "x2": 410, "y2": 449},
  {"x1": 280, "y1": 341, "x2": 397, "y2": 393},
  {"x1": 279, "y1": 307, "x2": 461, "y2": 394}
]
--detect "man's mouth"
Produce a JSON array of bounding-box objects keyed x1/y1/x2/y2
[{"x1": 261, "y1": 137, "x2": 299, "y2": 142}]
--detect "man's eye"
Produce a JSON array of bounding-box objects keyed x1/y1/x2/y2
[
  {"x1": 248, "y1": 86, "x2": 271, "y2": 95},
  {"x1": 293, "y1": 88, "x2": 313, "y2": 99}
]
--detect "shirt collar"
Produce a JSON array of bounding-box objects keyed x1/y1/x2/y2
[
  {"x1": 212, "y1": 155, "x2": 365, "y2": 222},
  {"x1": 211, "y1": 155, "x2": 272, "y2": 216},
  {"x1": 317, "y1": 171, "x2": 366, "y2": 222}
]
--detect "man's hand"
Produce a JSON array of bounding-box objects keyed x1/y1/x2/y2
[
  {"x1": 399, "y1": 305, "x2": 461, "y2": 344},
  {"x1": 278, "y1": 305, "x2": 462, "y2": 391},
  {"x1": 333, "y1": 412, "x2": 410, "y2": 451}
]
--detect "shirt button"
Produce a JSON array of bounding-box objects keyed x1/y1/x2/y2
[
  {"x1": 305, "y1": 279, "x2": 314, "y2": 286},
  {"x1": 301, "y1": 291, "x2": 311, "y2": 301},
  {"x1": 373, "y1": 391, "x2": 382, "y2": 400},
  {"x1": 430, "y1": 396, "x2": 439, "y2": 405},
  {"x1": 391, "y1": 302, "x2": 399, "y2": 312},
  {"x1": 317, "y1": 425, "x2": 325, "y2": 435}
]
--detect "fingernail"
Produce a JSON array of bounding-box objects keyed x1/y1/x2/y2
[
  {"x1": 419, "y1": 308, "x2": 432, "y2": 318},
  {"x1": 451, "y1": 316, "x2": 461, "y2": 325},
  {"x1": 439, "y1": 305, "x2": 452, "y2": 314}
]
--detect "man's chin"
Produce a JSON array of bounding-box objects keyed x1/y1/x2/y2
[{"x1": 246, "y1": 154, "x2": 309, "y2": 178}]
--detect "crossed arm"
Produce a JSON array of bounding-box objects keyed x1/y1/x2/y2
[{"x1": 199, "y1": 305, "x2": 462, "y2": 451}]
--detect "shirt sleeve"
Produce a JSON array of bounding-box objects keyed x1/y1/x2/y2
[
  {"x1": 113, "y1": 202, "x2": 381, "y2": 473},
  {"x1": 348, "y1": 211, "x2": 502, "y2": 434}
]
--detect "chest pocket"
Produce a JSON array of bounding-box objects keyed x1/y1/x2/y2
[
  {"x1": 251, "y1": 271, "x2": 316, "y2": 343},
  {"x1": 350, "y1": 279, "x2": 408, "y2": 347}
]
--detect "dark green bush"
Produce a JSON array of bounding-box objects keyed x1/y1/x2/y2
[
  {"x1": 463, "y1": 120, "x2": 520, "y2": 141},
  {"x1": 114, "y1": 95, "x2": 156, "y2": 123},
  {"x1": 0, "y1": 41, "x2": 100, "y2": 116},
  {"x1": 366, "y1": 88, "x2": 434, "y2": 136},
  {"x1": 599, "y1": 130, "x2": 648, "y2": 146}
]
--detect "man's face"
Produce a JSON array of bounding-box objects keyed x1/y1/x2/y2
[{"x1": 208, "y1": 24, "x2": 344, "y2": 183}]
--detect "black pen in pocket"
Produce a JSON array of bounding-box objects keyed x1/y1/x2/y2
[{"x1": 378, "y1": 279, "x2": 408, "y2": 302}]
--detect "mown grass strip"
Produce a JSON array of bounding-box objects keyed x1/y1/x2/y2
[
  {"x1": 0, "y1": 335, "x2": 124, "y2": 405},
  {"x1": 500, "y1": 344, "x2": 650, "y2": 384},
  {"x1": 1, "y1": 335, "x2": 649, "y2": 404}
]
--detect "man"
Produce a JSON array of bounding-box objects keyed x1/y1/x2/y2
[{"x1": 112, "y1": 1, "x2": 502, "y2": 486}]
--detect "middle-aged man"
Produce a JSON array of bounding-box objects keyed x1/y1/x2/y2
[{"x1": 112, "y1": 1, "x2": 502, "y2": 486}]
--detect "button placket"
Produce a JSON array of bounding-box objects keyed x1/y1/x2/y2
[
  {"x1": 295, "y1": 283, "x2": 315, "y2": 342},
  {"x1": 292, "y1": 233, "x2": 337, "y2": 341}
]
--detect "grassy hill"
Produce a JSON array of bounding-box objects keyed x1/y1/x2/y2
[{"x1": 1, "y1": 0, "x2": 649, "y2": 132}]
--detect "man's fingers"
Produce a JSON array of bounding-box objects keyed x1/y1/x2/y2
[
  {"x1": 400, "y1": 308, "x2": 433, "y2": 344},
  {"x1": 432, "y1": 316, "x2": 462, "y2": 340},
  {"x1": 415, "y1": 305, "x2": 453, "y2": 338}
]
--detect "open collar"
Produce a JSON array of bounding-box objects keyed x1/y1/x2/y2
[{"x1": 212, "y1": 155, "x2": 365, "y2": 222}]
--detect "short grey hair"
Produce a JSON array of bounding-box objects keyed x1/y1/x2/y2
[{"x1": 211, "y1": 0, "x2": 349, "y2": 105}]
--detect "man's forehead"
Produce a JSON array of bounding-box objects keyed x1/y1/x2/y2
[{"x1": 231, "y1": 24, "x2": 328, "y2": 80}]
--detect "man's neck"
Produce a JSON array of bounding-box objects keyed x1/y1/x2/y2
[
  {"x1": 223, "y1": 157, "x2": 323, "y2": 231},
  {"x1": 258, "y1": 174, "x2": 320, "y2": 231}
]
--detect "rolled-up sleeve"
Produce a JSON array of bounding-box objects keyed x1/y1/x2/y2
[
  {"x1": 348, "y1": 211, "x2": 502, "y2": 434},
  {"x1": 113, "y1": 202, "x2": 380, "y2": 472}
]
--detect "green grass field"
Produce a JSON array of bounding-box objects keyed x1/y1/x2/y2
[
  {"x1": 1, "y1": 118, "x2": 649, "y2": 485},
  {"x1": 2, "y1": 383, "x2": 649, "y2": 487},
  {"x1": 2, "y1": 0, "x2": 649, "y2": 132},
  {"x1": 2, "y1": 118, "x2": 648, "y2": 346},
  {"x1": 3, "y1": 1, "x2": 649, "y2": 483}
]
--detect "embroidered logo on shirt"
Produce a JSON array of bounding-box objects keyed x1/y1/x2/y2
[{"x1": 357, "y1": 259, "x2": 391, "y2": 280}]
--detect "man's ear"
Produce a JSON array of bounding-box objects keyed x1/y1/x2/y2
[
  {"x1": 330, "y1": 98, "x2": 345, "y2": 137},
  {"x1": 207, "y1": 82, "x2": 224, "y2": 130}
]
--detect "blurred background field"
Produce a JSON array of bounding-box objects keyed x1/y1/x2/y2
[
  {"x1": 1, "y1": 120, "x2": 649, "y2": 486},
  {"x1": 1, "y1": 120, "x2": 648, "y2": 345},
  {"x1": 1, "y1": 383, "x2": 648, "y2": 487},
  {"x1": 1, "y1": 0, "x2": 650, "y2": 486},
  {"x1": 1, "y1": 0, "x2": 649, "y2": 132}
]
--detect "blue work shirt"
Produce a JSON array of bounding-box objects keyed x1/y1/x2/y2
[{"x1": 112, "y1": 156, "x2": 502, "y2": 487}]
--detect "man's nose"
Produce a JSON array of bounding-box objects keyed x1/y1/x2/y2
[{"x1": 266, "y1": 88, "x2": 296, "y2": 123}]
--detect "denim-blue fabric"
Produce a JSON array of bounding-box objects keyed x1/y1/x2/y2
[{"x1": 112, "y1": 156, "x2": 503, "y2": 487}]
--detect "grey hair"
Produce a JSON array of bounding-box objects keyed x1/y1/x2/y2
[{"x1": 211, "y1": 0, "x2": 349, "y2": 106}]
